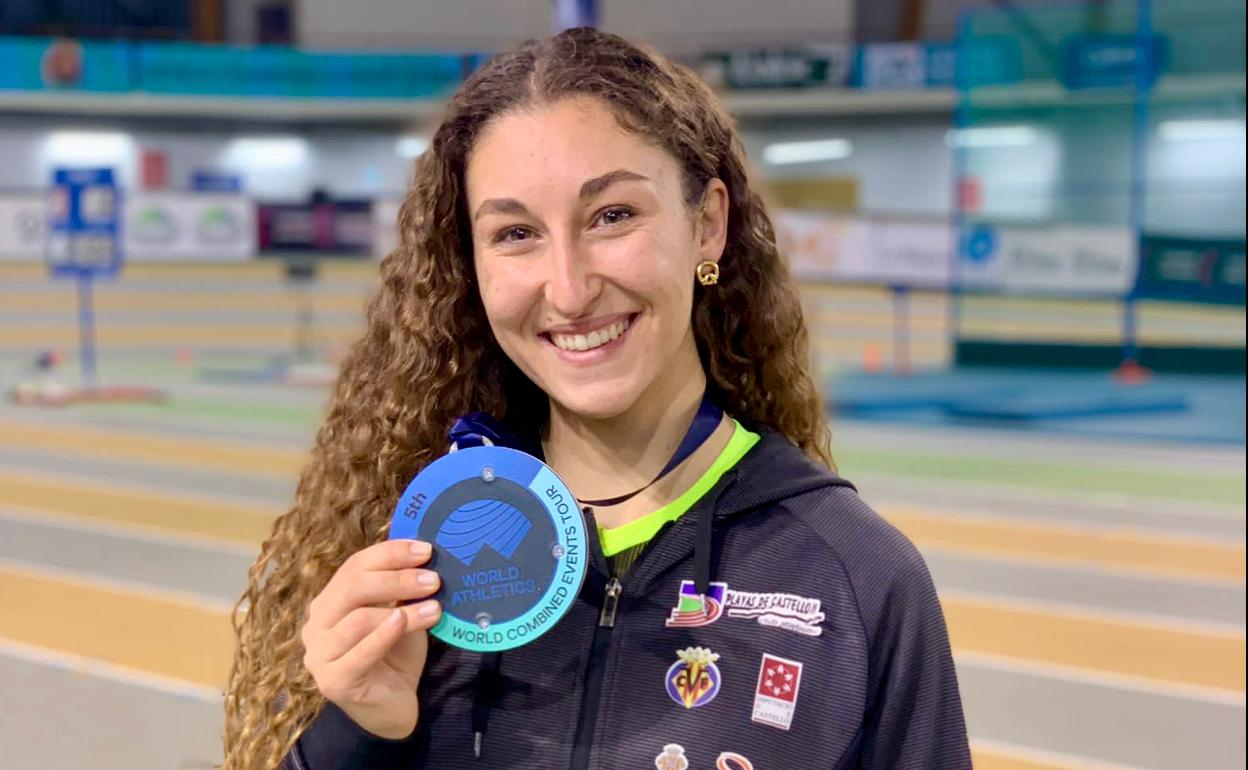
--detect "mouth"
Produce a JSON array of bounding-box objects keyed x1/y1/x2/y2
[{"x1": 541, "y1": 313, "x2": 639, "y2": 357}]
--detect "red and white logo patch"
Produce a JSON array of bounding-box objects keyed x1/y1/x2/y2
[{"x1": 751, "y1": 653, "x2": 803, "y2": 731}]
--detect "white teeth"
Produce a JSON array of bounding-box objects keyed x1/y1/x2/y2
[{"x1": 551, "y1": 318, "x2": 630, "y2": 352}]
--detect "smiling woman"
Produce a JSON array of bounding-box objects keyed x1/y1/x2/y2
[
  {"x1": 469, "y1": 99, "x2": 729, "y2": 424},
  {"x1": 222, "y1": 26, "x2": 970, "y2": 770}
]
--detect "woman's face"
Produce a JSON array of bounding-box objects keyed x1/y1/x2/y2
[{"x1": 466, "y1": 97, "x2": 727, "y2": 420}]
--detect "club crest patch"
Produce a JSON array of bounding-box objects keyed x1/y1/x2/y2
[
  {"x1": 652, "y1": 745, "x2": 754, "y2": 770},
  {"x1": 751, "y1": 653, "x2": 803, "y2": 731},
  {"x1": 716, "y1": 753, "x2": 754, "y2": 770},
  {"x1": 665, "y1": 646, "x2": 723, "y2": 709},
  {"x1": 665, "y1": 580, "x2": 825, "y2": 636},
  {"x1": 654, "y1": 744, "x2": 689, "y2": 770}
]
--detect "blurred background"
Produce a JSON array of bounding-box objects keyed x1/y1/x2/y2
[{"x1": 0, "y1": 1, "x2": 1243, "y2": 768}]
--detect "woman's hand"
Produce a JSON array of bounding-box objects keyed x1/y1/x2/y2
[{"x1": 301, "y1": 539, "x2": 442, "y2": 740}]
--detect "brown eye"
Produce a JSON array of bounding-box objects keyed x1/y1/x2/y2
[
  {"x1": 596, "y1": 206, "x2": 634, "y2": 227},
  {"x1": 495, "y1": 226, "x2": 533, "y2": 244}
]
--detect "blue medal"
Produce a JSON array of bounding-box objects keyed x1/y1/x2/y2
[
  {"x1": 389, "y1": 397, "x2": 722, "y2": 652},
  {"x1": 389, "y1": 415, "x2": 587, "y2": 652}
]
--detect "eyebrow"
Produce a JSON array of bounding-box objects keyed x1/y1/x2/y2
[
  {"x1": 472, "y1": 169, "x2": 650, "y2": 222},
  {"x1": 578, "y1": 169, "x2": 649, "y2": 200}
]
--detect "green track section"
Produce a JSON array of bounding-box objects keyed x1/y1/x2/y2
[
  {"x1": 838, "y1": 447, "x2": 1246, "y2": 507},
  {"x1": 73, "y1": 396, "x2": 324, "y2": 430}
]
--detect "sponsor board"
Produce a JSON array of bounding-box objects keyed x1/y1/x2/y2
[
  {"x1": 776, "y1": 210, "x2": 1135, "y2": 296},
  {"x1": 700, "y1": 44, "x2": 852, "y2": 90},
  {"x1": 124, "y1": 193, "x2": 255, "y2": 261},
  {"x1": 774, "y1": 211, "x2": 953, "y2": 287},
  {"x1": 961, "y1": 223, "x2": 1136, "y2": 296},
  {"x1": 372, "y1": 199, "x2": 402, "y2": 260},
  {"x1": 0, "y1": 194, "x2": 46, "y2": 260}
]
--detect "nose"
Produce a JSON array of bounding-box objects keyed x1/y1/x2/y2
[{"x1": 543, "y1": 232, "x2": 600, "y2": 318}]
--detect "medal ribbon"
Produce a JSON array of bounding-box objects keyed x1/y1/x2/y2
[{"x1": 449, "y1": 393, "x2": 723, "y2": 508}]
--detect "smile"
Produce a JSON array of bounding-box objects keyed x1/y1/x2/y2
[{"x1": 545, "y1": 314, "x2": 636, "y2": 353}]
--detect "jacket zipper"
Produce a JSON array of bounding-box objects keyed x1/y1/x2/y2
[
  {"x1": 569, "y1": 575, "x2": 621, "y2": 770},
  {"x1": 598, "y1": 576, "x2": 622, "y2": 628}
]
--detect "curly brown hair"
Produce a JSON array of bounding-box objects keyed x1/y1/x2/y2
[{"x1": 222, "y1": 26, "x2": 831, "y2": 770}]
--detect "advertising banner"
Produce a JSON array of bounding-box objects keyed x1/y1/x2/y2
[
  {"x1": 124, "y1": 193, "x2": 255, "y2": 261},
  {"x1": 960, "y1": 223, "x2": 1136, "y2": 296},
  {"x1": 854, "y1": 43, "x2": 928, "y2": 90},
  {"x1": 1137, "y1": 235, "x2": 1246, "y2": 305},
  {"x1": 136, "y1": 43, "x2": 463, "y2": 99},
  {"x1": 774, "y1": 211, "x2": 953, "y2": 287},
  {"x1": 776, "y1": 211, "x2": 1133, "y2": 295},
  {"x1": 868, "y1": 220, "x2": 955, "y2": 287},
  {"x1": 773, "y1": 211, "x2": 864, "y2": 281},
  {"x1": 699, "y1": 45, "x2": 852, "y2": 90},
  {"x1": 1060, "y1": 33, "x2": 1168, "y2": 91},
  {"x1": 0, "y1": 36, "x2": 132, "y2": 91},
  {"x1": 0, "y1": 194, "x2": 46, "y2": 260},
  {"x1": 258, "y1": 200, "x2": 373, "y2": 255},
  {"x1": 191, "y1": 170, "x2": 243, "y2": 193},
  {"x1": 373, "y1": 199, "x2": 402, "y2": 260}
]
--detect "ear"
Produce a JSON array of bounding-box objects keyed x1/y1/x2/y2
[{"x1": 695, "y1": 178, "x2": 730, "y2": 265}]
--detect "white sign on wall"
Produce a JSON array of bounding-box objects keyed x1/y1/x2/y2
[
  {"x1": 864, "y1": 220, "x2": 954, "y2": 287},
  {"x1": 776, "y1": 210, "x2": 1135, "y2": 296},
  {"x1": 372, "y1": 199, "x2": 402, "y2": 261},
  {"x1": 961, "y1": 223, "x2": 1136, "y2": 295},
  {"x1": 0, "y1": 194, "x2": 47, "y2": 260},
  {"x1": 773, "y1": 210, "x2": 953, "y2": 287},
  {"x1": 773, "y1": 210, "x2": 863, "y2": 281},
  {"x1": 123, "y1": 193, "x2": 255, "y2": 261}
]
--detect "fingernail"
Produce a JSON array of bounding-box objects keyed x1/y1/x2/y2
[
  {"x1": 388, "y1": 608, "x2": 404, "y2": 625},
  {"x1": 418, "y1": 571, "x2": 438, "y2": 587},
  {"x1": 418, "y1": 601, "x2": 440, "y2": 618},
  {"x1": 410, "y1": 541, "x2": 431, "y2": 557}
]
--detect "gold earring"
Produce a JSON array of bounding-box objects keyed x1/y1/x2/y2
[{"x1": 696, "y1": 260, "x2": 720, "y2": 286}]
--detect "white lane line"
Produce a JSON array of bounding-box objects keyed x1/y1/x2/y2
[
  {"x1": 955, "y1": 651, "x2": 1247, "y2": 708},
  {"x1": 886, "y1": 505, "x2": 1246, "y2": 548},
  {"x1": 854, "y1": 472, "x2": 1247, "y2": 521},
  {"x1": 921, "y1": 543, "x2": 1246, "y2": 588},
  {"x1": 0, "y1": 464, "x2": 285, "y2": 515},
  {"x1": 0, "y1": 636, "x2": 223, "y2": 704},
  {"x1": 0, "y1": 556, "x2": 238, "y2": 615},
  {"x1": 972, "y1": 738, "x2": 1155, "y2": 770},
  {"x1": 925, "y1": 545, "x2": 1247, "y2": 590},
  {"x1": 879, "y1": 498, "x2": 1246, "y2": 545},
  {"x1": 0, "y1": 503, "x2": 260, "y2": 558},
  {"x1": 941, "y1": 588, "x2": 1247, "y2": 639}
]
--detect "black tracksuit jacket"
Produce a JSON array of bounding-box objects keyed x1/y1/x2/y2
[{"x1": 290, "y1": 426, "x2": 972, "y2": 770}]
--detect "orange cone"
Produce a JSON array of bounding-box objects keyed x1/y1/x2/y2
[
  {"x1": 1113, "y1": 359, "x2": 1152, "y2": 385},
  {"x1": 862, "y1": 342, "x2": 885, "y2": 373}
]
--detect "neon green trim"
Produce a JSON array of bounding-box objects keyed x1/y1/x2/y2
[{"x1": 597, "y1": 420, "x2": 760, "y2": 557}]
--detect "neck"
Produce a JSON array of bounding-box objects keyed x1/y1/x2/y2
[{"x1": 543, "y1": 366, "x2": 708, "y2": 505}]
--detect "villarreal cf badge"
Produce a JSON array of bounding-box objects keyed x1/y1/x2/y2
[{"x1": 666, "y1": 646, "x2": 723, "y2": 709}]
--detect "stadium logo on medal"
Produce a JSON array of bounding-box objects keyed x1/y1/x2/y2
[
  {"x1": 388, "y1": 445, "x2": 587, "y2": 652},
  {"x1": 665, "y1": 646, "x2": 722, "y2": 709},
  {"x1": 665, "y1": 580, "x2": 825, "y2": 636}
]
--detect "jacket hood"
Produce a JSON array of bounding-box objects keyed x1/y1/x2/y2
[{"x1": 713, "y1": 423, "x2": 856, "y2": 520}]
